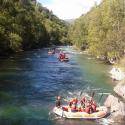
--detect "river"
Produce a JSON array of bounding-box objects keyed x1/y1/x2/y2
[{"x1": 0, "y1": 46, "x2": 115, "y2": 125}]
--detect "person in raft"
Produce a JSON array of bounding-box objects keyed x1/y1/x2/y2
[
  {"x1": 59, "y1": 52, "x2": 66, "y2": 60},
  {"x1": 55, "y1": 96, "x2": 61, "y2": 108},
  {"x1": 85, "y1": 98, "x2": 97, "y2": 114},
  {"x1": 76, "y1": 96, "x2": 86, "y2": 112},
  {"x1": 68, "y1": 98, "x2": 78, "y2": 112},
  {"x1": 67, "y1": 97, "x2": 97, "y2": 113},
  {"x1": 90, "y1": 97, "x2": 97, "y2": 112},
  {"x1": 85, "y1": 100, "x2": 92, "y2": 114},
  {"x1": 69, "y1": 98, "x2": 78, "y2": 107},
  {"x1": 80, "y1": 96, "x2": 86, "y2": 109}
]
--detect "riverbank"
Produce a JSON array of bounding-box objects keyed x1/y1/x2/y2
[
  {"x1": 104, "y1": 83, "x2": 125, "y2": 124},
  {"x1": 109, "y1": 67, "x2": 125, "y2": 81},
  {"x1": 104, "y1": 58, "x2": 125, "y2": 123}
]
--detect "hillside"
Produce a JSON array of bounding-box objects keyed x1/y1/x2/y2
[
  {"x1": 68, "y1": 0, "x2": 125, "y2": 63},
  {"x1": 0, "y1": 0, "x2": 68, "y2": 55}
]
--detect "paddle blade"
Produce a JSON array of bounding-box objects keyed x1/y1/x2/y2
[{"x1": 91, "y1": 91, "x2": 95, "y2": 98}]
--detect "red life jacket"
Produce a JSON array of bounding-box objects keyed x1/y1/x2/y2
[
  {"x1": 62, "y1": 106, "x2": 68, "y2": 112},
  {"x1": 81, "y1": 97, "x2": 86, "y2": 104},
  {"x1": 69, "y1": 101, "x2": 73, "y2": 107},
  {"x1": 61, "y1": 54, "x2": 65, "y2": 59},
  {"x1": 92, "y1": 104, "x2": 96, "y2": 112},
  {"x1": 85, "y1": 107, "x2": 90, "y2": 114},
  {"x1": 73, "y1": 98, "x2": 78, "y2": 104},
  {"x1": 71, "y1": 104, "x2": 78, "y2": 112}
]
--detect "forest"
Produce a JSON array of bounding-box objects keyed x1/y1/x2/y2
[
  {"x1": 1, "y1": 0, "x2": 125, "y2": 62},
  {"x1": 0, "y1": 0, "x2": 68, "y2": 55},
  {"x1": 68, "y1": 0, "x2": 125, "y2": 62}
]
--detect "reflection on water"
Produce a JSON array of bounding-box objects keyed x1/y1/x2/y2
[{"x1": 0, "y1": 47, "x2": 116, "y2": 125}]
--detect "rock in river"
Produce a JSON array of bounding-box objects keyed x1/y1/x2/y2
[
  {"x1": 114, "y1": 81, "x2": 125, "y2": 100},
  {"x1": 104, "y1": 94, "x2": 125, "y2": 123}
]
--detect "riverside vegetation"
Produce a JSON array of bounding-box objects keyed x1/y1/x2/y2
[
  {"x1": 0, "y1": 0, "x2": 68, "y2": 56},
  {"x1": 1, "y1": 0, "x2": 125, "y2": 63},
  {"x1": 68, "y1": 0, "x2": 125, "y2": 62}
]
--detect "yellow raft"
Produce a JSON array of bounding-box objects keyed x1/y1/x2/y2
[{"x1": 53, "y1": 106, "x2": 108, "y2": 119}]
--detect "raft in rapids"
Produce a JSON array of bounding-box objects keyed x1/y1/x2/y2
[
  {"x1": 53, "y1": 106, "x2": 108, "y2": 119},
  {"x1": 59, "y1": 57, "x2": 69, "y2": 62}
]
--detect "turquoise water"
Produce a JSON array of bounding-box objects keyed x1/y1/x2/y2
[{"x1": 0, "y1": 47, "x2": 115, "y2": 125}]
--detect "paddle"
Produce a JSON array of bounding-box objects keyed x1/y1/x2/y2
[
  {"x1": 98, "y1": 93, "x2": 104, "y2": 106},
  {"x1": 91, "y1": 91, "x2": 95, "y2": 98},
  {"x1": 80, "y1": 90, "x2": 95, "y2": 99},
  {"x1": 79, "y1": 90, "x2": 83, "y2": 97},
  {"x1": 62, "y1": 96, "x2": 70, "y2": 102},
  {"x1": 63, "y1": 98, "x2": 69, "y2": 102},
  {"x1": 98, "y1": 93, "x2": 110, "y2": 95}
]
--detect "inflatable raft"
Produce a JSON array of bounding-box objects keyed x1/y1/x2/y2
[
  {"x1": 59, "y1": 57, "x2": 69, "y2": 62},
  {"x1": 53, "y1": 106, "x2": 108, "y2": 119}
]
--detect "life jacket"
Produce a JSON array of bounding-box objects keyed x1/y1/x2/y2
[
  {"x1": 85, "y1": 101, "x2": 93, "y2": 114},
  {"x1": 59, "y1": 53, "x2": 65, "y2": 59},
  {"x1": 92, "y1": 101, "x2": 97, "y2": 106},
  {"x1": 92, "y1": 104, "x2": 96, "y2": 112},
  {"x1": 62, "y1": 106, "x2": 68, "y2": 112},
  {"x1": 56, "y1": 100, "x2": 61, "y2": 107},
  {"x1": 71, "y1": 104, "x2": 78, "y2": 112},
  {"x1": 59, "y1": 54, "x2": 62, "y2": 59},
  {"x1": 61, "y1": 53, "x2": 65, "y2": 59},
  {"x1": 69, "y1": 101, "x2": 73, "y2": 107},
  {"x1": 91, "y1": 101, "x2": 97, "y2": 112},
  {"x1": 81, "y1": 97, "x2": 86, "y2": 105},
  {"x1": 73, "y1": 98, "x2": 78, "y2": 104},
  {"x1": 85, "y1": 106, "x2": 90, "y2": 114},
  {"x1": 70, "y1": 98, "x2": 78, "y2": 104},
  {"x1": 78, "y1": 106, "x2": 85, "y2": 112}
]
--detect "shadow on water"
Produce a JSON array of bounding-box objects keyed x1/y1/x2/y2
[{"x1": 0, "y1": 47, "x2": 116, "y2": 125}]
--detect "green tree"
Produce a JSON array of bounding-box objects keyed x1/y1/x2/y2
[
  {"x1": 0, "y1": 0, "x2": 68, "y2": 55},
  {"x1": 68, "y1": 0, "x2": 125, "y2": 61}
]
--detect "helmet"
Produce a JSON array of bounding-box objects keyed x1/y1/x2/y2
[{"x1": 57, "y1": 96, "x2": 61, "y2": 100}]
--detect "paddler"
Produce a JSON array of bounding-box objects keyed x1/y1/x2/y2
[
  {"x1": 59, "y1": 52, "x2": 63, "y2": 59},
  {"x1": 80, "y1": 96, "x2": 86, "y2": 109},
  {"x1": 55, "y1": 96, "x2": 61, "y2": 108},
  {"x1": 69, "y1": 97, "x2": 78, "y2": 107},
  {"x1": 85, "y1": 100, "x2": 93, "y2": 114},
  {"x1": 69, "y1": 97, "x2": 78, "y2": 112},
  {"x1": 71, "y1": 101, "x2": 78, "y2": 112},
  {"x1": 90, "y1": 98, "x2": 97, "y2": 112},
  {"x1": 62, "y1": 53, "x2": 66, "y2": 59}
]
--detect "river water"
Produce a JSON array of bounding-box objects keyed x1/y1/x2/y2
[{"x1": 0, "y1": 46, "x2": 115, "y2": 125}]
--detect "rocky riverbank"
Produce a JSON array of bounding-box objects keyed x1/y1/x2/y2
[
  {"x1": 109, "y1": 67, "x2": 125, "y2": 81},
  {"x1": 114, "y1": 81, "x2": 125, "y2": 100},
  {"x1": 104, "y1": 80, "x2": 125, "y2": 123}
]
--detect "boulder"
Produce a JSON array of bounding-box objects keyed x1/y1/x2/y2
[
  {"x1": 109, "y1": 67, "x2": 125, "y2": 81},
  {"x1": 104, "y1": 95, "x2": 125, "y2": 123},
  {"x1": 114, "y1": 81, "x2": 125, "y2": 100}
]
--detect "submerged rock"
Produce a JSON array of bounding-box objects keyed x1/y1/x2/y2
[{"x1": 104, "y1": 95, "x2": 125, "y2": 123}]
